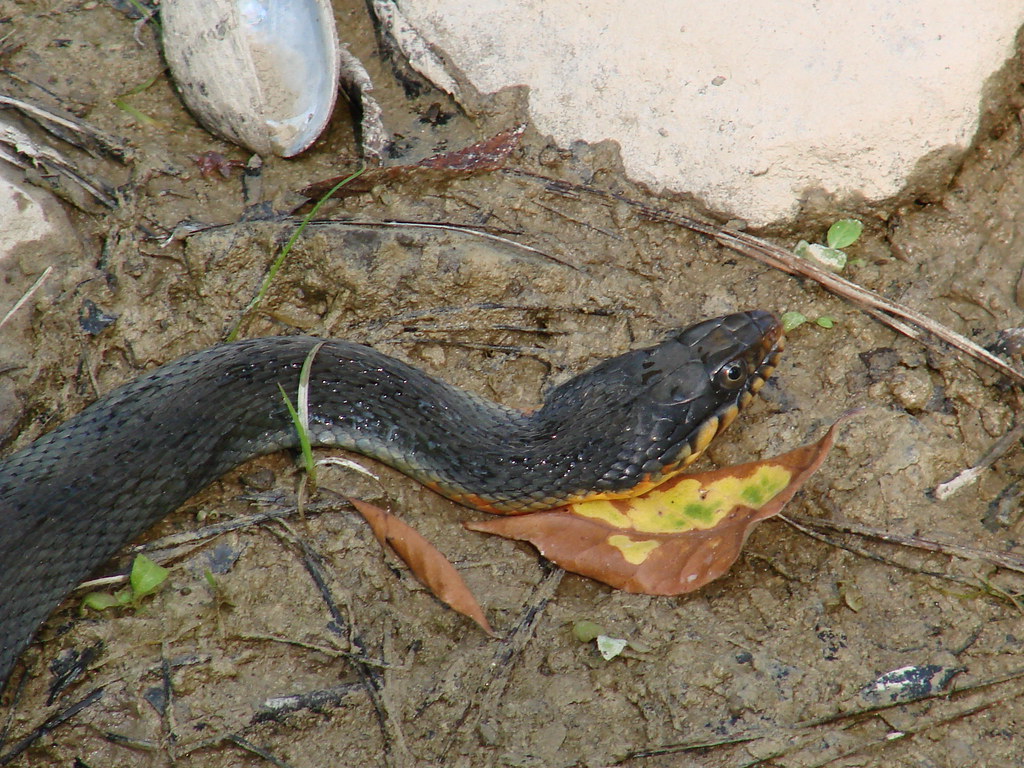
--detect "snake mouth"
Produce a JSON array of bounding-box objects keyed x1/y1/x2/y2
[
  {"x1": 716, "y1": 312, "x2": 784, "y2": 433},
  {"x1": 748, "y1": 312, "x2": 785, "y2": 394}
]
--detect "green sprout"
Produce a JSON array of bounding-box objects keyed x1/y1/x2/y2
[
  {"x1": 278, "y1": 384, "x2": 314, "y2": 481},
  {"x1": 113, "y1": 71, "x2": 164, "y2": 127},
  {"x1": 781, "y1": 311, "x2": 838, "y2": 332},
  {"x1": 278, "y1": 341, "x2": 326, "y2": 485},
  {"x1": 204, "y1": 569, "x2": 220, "y2": 591},
  {"x1": 226, "y1": 165, "x2": 367, "y2": 342},
  {"x1": 826, "y1": 219, "x2": 863, "y2": 249},
  {"x1": 572, "y1": 620, "x2": 629, "y2": 661},
  {"x1": 83, "y1": 554, "x2": 169, "y2": 611},
  {"x1": 794, "y1": 218, "x2": 863, "y2": 272},
  {"x1": 781, "y1": 311, "x2": 808, "y2": 332},
  {"x1": 204, "y1": 568, "x2": 236, "y2": 612}
]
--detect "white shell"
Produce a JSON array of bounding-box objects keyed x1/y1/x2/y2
[{"x1": 162, "y1": 0, "x2": 340, "y2": 158}]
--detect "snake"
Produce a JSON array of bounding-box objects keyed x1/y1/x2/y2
[{"x1": 0, "y1": 310, "x2": 782, "y2": 691}]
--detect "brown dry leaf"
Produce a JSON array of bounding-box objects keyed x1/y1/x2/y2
[
  {"x1": 349, "y1": 498, "x2": 496, "y2": 636},
  {"x1": 466, "y1": 414, "x2": 855, "y2": 596},
  {"x1": 301, "y1": 125, "x2": 525, "y2": 199},
  {"x1": 415, "y1": 125, "x2": 525, "y2": 170}
]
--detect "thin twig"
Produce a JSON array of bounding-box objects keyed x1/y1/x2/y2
[
  {"x1": 127, "y1": 499, "x2": 346, "y2": 555},
  {"x1": 396, "y1": 337, "x2": 548, "y2": 356},
  {"x1": 266, "y1": 521, "x2": 411, "y2": 767},
  {"x1": 620, "y1": 665, "x2": 1024, "y2": 764},
  {"x1": 309, "y1": 218, "x2": 584, "y2": 272},
  {"x1": 0, "y1": 93, "x2": 131, "y2": 161},
  {"x1": 252, "y1": 683, "x2": 362, "y2": 724},
  {"x1": 102, "y1": 732, "x2": 160, "y2": 751},
  {"x1": 510, "y1": 169, "x2": 1024, "y2": 387},
  {"x1": 0, "y1": 687, "x2": 104, "y2": 765},
  {"x1": 933, "y1": 419, "x2": 1024, "y2": 500},
  {"x1": 712, "y1": 228, "x2": 1024, "y2": 386},
  {"x1": 439, "y1": 564, "x2": 564, "y2": 764},
  {"x1": 236, "y1": 632, "x2": 397, "y2": 669},
  {"x1": 978, "y1": 576, "x2": 1024, "y2": 616},
  {"x1": 0, "y1": 265, "x2": 51, "y2": 330},
  {"x1": 0, "y1": 122, "x2": 117, "y2": 207},
  {"x1": 158, "y1": 654, "x2": 177, "y2": 761},
  {"x1": 797, "y1": 696, "x2": 1004, "y2": 768},
  {"x1": 224, "y1": 734, "x2": 297, "y2": 768},
  {"x1": 779, "y1": 516, "x2": 983, "y2": 590},
  {"x1": 784, "y1": 514, "x2": 1024, "y2": 574}
]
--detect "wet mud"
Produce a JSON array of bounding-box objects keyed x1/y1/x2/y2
[{"x1": 1, "y1": 4, "x2": 1023, "y2": 767}]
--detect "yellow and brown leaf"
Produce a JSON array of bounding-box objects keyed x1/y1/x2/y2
[{"x1": 466, "y1": 415, "x2": 851, "y2": 595}]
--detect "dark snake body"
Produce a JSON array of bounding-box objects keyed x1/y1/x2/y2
[{"x1": 0, "y1": 310, "x2": 782, "y2": 690}]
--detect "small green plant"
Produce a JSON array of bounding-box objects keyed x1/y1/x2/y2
[
  {"x1": 83, "y1": 554, "x2": 169, "y2": 611},
  {"x1": 794, "y1": 218, "x2": 863, "y2": 271},
  {"x1": 825, "y1": 219, "x2": 863, "y2": 249},
  {"x1": 279, "y1": 384, "x2": 315, "y2": 479},
  {"x1": 278, "y1": 340, "x2": 326, "y2": 485},
  {"x1": 227, "y1": 165, "x2": 367, "y2": 341},
  {"x1": 113, "y1": 72, "x2": 164, "y2": 127},
  {"x1": 782, "y1": 311, "x2": 837, "y2": 332},
  {"x1": 204, "y1": 568, "x2": 236, "y2": 612},
  {"x1": 571, "y1": 620, "x2": 629, "y2": 660}
]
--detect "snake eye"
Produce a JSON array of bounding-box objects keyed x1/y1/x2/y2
[{"x1": 715, "y1": 361, "x2": 748, "y2": 390}]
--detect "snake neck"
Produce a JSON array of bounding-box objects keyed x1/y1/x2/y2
[{"x1": 302, "y1": 311, "x2": 782, "y2": 511}]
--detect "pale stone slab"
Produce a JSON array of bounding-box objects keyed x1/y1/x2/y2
[
  {"x1": 0, "y1": 166, "x2": 80, "y2": 437},
  {"x1": 0, "y1": 165, "x2": 68, "y2": 260},
  {"x1": 400, "y1": 0, "x2": 1024, "y2": 224}
]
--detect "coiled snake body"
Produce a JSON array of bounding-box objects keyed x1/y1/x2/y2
[{"x1": 0, "y1": 310, "x2": 782, "y2": 690}]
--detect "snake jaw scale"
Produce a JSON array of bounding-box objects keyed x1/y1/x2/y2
[
  {"x1": 718, "y1": 403, "x2": 741, "y2": 432},
  {"x1": 690, "y1": 415, "x2": 721, "y2": 457}
]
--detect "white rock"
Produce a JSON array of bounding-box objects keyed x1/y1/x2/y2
[
  {"x1": 400, "y1": 0, "x2": 1024, "y2": 225},
  {"x1": 0, "y1": 165, "x2": 79, "y2": 436},
  {"x1": 0, "y1": 164, "x2": 70, "y2": 260},
  {"x1": 0, "y1": 164, "x2": 77, "y2": 344}
]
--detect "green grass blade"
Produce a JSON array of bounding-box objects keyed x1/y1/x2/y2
[
  {"x1": 278, "y1": 383, "x2": 316, "y2": 485},
  {"x1": 227, "y1": 164, "x2": 367, "y2": 341},
  {"x1": 297, "y1": 341, "x2": 326, "y2": 436}
]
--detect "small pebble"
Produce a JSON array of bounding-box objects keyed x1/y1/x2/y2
[{"x1": 889, "y1": 368, "x2": 932, "y2": 411}]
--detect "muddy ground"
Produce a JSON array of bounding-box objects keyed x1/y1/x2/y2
[{"x1": 1, "y1": 3, "x2": 1024, "y2": 767}]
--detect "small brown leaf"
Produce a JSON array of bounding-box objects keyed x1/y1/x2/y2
[
  {"x1": 350, "y1": 498, "x2": 496, "y2": 636},
  {"x1": 466, "y1": 414, "x2": 854, "y2": 596},
  {"x1": 417, "y1": 125, "x2": 526, "y2": 171},
  {"x1": 301, "y1": 125, "x2": 525, "y2": 200}
]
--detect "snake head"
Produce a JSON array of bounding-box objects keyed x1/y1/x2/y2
[
  {"x1": 504, "y1": 311, "x2": 784, "y2": 505},
  {"x1": 564, "y1": 310, "x2": 783, "y2": 496},
  {"x1": 640, "y1": 309, "x2": 784, "y2": 473}
]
